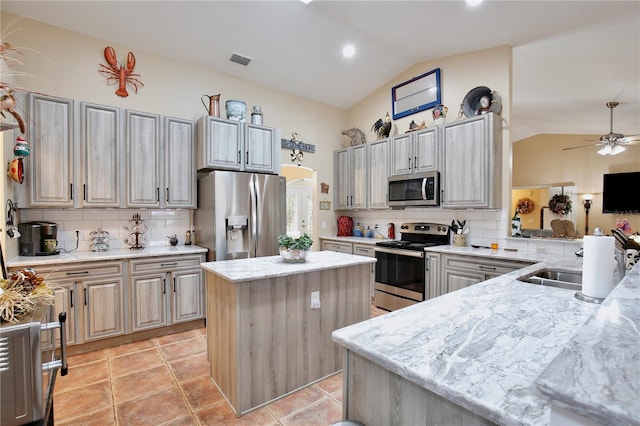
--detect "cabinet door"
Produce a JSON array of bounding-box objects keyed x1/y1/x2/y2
[
  {"x1": 83, "y1": 277, "x2": 125, "y2": 341},
  {"x1": 198, "y1": 116, "x2": 242, "y2": 170},
  {"x1": 80, "y1": 102, "x2": 121, "y2": 207},
  {"x1": 244, "y1": 124, "x2": 276, "y2": 173},
  {"x1": 334, "y1": 149, "x2": 351, "y2": 209},
  {"x1": 164, "y1": 117, "x2": 196, "y2": 208},
  {"x1": 126, "y1": 110, "x2": 161, "y2": 207},
  {"x1": 352, "y1": 145, "x2": 367, "y2": 209},
  {"x1": 368, "y1": 139, "x2": 389, "y2": 209},
  {"x1": 390, "y1": 133, "x2": 412, "y2": 176},
  {"x1": 172, "y1": 269, "x2": 203, "y2": 323},
  {"x1": 426, "y1": 252, "x2": 441, "y2": 299},
  {"x1": 443, "y1": 269, "x2": 484, "y2": 293},
  {"x1": 414, "y1": 128, "x2": 439, "y2": 173},
  {"x1": 50, "y1": 281, "x2": 79, "y2": 346},
  {"x1": 26, "y1": 93, "x2": 74, "y2": 207},
  {"x1": 131, "y1": 273, "x2": 169, "y2": 331}
]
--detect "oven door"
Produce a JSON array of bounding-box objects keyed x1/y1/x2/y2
[{"x1": 374, "y1": 247, "x2": 425, "y2": 310}]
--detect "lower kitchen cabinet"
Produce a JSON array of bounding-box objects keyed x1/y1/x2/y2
[
  {"x1": 438, "y1": 254, "x2": 533, "y2": 296},
  {"x1": 321, "y1": 239, "x2": 354, "y2": 254},
  {"x1": 10, "y1": 261, "x2": 125, "y2": 346},
  {"x1": 129, "y1": 254, "x2": 205, "y2": 332},
  {"x1": 426, "y1": 252, "x2": 441, "y2": 300}
]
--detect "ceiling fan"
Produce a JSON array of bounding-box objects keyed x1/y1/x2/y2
[{"x1": 563, "y1": 101, "x2": 640, "y2": 156}]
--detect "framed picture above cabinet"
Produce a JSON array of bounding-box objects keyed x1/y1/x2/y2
[{"x1": 392, "y1": 68, "x2": 441, "y2": 120}]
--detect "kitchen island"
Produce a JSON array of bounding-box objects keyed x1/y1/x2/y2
[
  {"x1": 201, "y1": 250, "x2": 375, "y2": 416},
  {"x1": 332, "y1": 259, "x2": 640, "y2": 425}
]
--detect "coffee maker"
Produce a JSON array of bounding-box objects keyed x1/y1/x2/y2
[{"x1": 18, "y1": 221, "x2": 59, "y2": 256}]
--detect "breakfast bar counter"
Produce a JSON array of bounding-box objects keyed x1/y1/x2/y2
[
  {"x1": 331, "y1": 259, "x2": 639, "y2": 425},
  {"x1": 202, "y1": 251, "x2": 375, "y2": 416}
]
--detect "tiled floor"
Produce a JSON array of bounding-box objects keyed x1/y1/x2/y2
[{"x1": 54, "y1": 305, "x2": 387, "y2": 425}]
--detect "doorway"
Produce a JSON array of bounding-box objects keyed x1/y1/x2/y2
[{"x1": 281, "y1": 165, "x2": 316, "y2": 240}]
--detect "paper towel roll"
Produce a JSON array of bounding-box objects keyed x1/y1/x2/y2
[{"x1": 582, "y1": 235, "x2": 615, "y2": 299}]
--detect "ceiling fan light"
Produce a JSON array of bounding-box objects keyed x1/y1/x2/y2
[
  {"x1": 597, "y1": 145, "x2": 612, "y2": 156},
  {"x1": 610, "y1": 144, "x2": 626, "y2": 155}
]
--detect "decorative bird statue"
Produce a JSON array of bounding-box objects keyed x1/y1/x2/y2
[{"x1": 371, "y1": 112, "x2": 392, "y2": 139}]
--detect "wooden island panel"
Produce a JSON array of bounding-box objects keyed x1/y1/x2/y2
[{"x1": 206, "y1": 261, "x2": 372, "y2": 415}]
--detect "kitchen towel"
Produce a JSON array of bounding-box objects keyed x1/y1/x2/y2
[{"x1": 582, "y1": 235, "x2": 615, "y2": 299}]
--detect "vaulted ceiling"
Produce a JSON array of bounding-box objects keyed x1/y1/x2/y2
[{"x1": 2, "y1": 0, "x2": 639, "y2": 142}]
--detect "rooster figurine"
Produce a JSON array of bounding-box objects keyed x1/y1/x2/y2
[{"x1": 371, "y1": 112, "x2": 392, "y2": 139}]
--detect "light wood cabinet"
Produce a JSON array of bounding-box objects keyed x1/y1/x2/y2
[
  {"x1": 198, "y1": 116, "x2": 280, "y2": 174},
  {"x1": 164, "y1": 116, "x2": 196, "y2": 208},
  {"x1": 426, "y1": 252, "x2": 441, "y2": 300},
  {"x1": 21, "y1": 93, "x2": 74, "y2": 207},
  {"x1": 390, "y1": 127, "x2": 439, "y2": 177},
  {"x1": 367, "y1": 138, "x2": 390, "y2": 209},
  {"x1": 10, "y1": 261, "x2": 125, "y2": 346},
  {"x1": 129, "y1": 255, "x2": 205, "y2": 332},
  {"x1": 79, "y1": 102, "x2": 121, "y2": 207},
  {"x1": 441, "y1": 113, "x2": 502, "y2": 208},
  {"x1": 438, "y1": 253, "x2": 532, "y2": 296},
  {"x1": 334, "y1": 145, "x2": 367, "y2": 210},
  {"x1": 126, "y1": 110, "x2": 162, "y2": 207},
  {"x1": 321, "y1": 239, "x2": 353, "y2": 253}
]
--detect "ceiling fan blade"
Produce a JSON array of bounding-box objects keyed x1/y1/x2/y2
[
  {"x1": 617, "y1": 135, "x2": 640, "y2": 144},
  {"x1": 562, "y1": 143, "x2": 601, "y2": 151}
]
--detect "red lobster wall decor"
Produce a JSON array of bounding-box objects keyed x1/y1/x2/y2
[{"x1": 98, "y1": 46, "x2": 144, "y2": 97}]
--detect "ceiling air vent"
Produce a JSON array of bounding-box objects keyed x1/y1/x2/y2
[{"x1": 230, "y1": 52, "x2": 252, "y2": 66}]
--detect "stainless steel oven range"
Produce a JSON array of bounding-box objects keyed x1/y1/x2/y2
[{"x1": 374, "y1": 222, "x2": 449, "y2": 311}]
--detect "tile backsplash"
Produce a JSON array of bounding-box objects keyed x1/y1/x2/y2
[{"x1": 16, "y1": 208, "x2": 192, "y2": 252}]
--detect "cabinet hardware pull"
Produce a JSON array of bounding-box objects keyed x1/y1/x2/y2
[
  {"x1": 173, "y1": 277, "x2": 176, "y2": 292},
  {"x1": 414, "y1": 156, "x2": 417, "y2": 169},
  {"x1": 83, "y1": 184, "x2": 87, "y2": 201},
  {"x1": 70, "y1": 183, "x2": 73, "y2": 200},
  {"x1": 83, "y1": 288, "x2": 88, "y2": 306},
  {"x1": 237, "y1": 150, "x2": 241, "y2": 164},
  {"x1": 161, "y1": 262, "x2": 178, "y2": 267},
  {"x1": 246, "y1": 151, "x2": 249, "y2": 164},
  {"x1": 66, "y1": 271, "x2": 89, "y2": 276},
  {"x1": 478, "y1": 265, "x2": 496, "y2": 271},
  {"x1": 70, "y1": 289, "x2": 74, "y2": 308},
  {"x1": 156, "y1": 187, "x2": 160, "y2": 202},
  {"x1": 408, "y1": 157, "x2": 411, "y2": 170},
  {"x1": 166, "y1": 187, "x2": 169, "y2": 202},
  {"x1": 163, "y1": 278, "x2": 167, "y2": 294}
]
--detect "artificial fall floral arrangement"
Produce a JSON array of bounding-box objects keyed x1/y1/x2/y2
[
  {"x1": 0, "y1": 269, "x2": 54, "y2": 323},
  {"x1": 548, "y1": 194, "x2": 572, "y2": 216},
  {"x1": 277, "y1": 232, "x2": 314, "y2": 251}
]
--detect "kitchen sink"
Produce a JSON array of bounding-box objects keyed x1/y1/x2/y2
[{"x1": 517, "y1": 268, "x2": 582, "y2": 291}]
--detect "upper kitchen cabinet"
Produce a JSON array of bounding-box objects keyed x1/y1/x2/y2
[
  {"x1": 164, "y1": 117, "x2": 196, "y2": 208},
  {"x1": 79, "y1": 102, "x2": 121, "y2": 207},
  {"x1": 197, "y1": 116, "x2": 280, "y2": 174},
  {"x1": 19, "y1": 93, "x2": 74, "y2": 207},
  {"x1": 441, "y1": 113, "x2": 502, "y2": 208},
  {"x1": 126, "y1": 110, "x2": 162, "y2": 207},
  {"x1": 334, "y1": 145, "x2": 367, "y2": 210},
  {"x1": 367, "y1": 138, "x2": 390, "y2": 209},
  {"x1": 390, "y1": 127, "x2": 439, "y2": 177}
]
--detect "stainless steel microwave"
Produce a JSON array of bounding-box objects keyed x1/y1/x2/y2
[{"x1": 388, "y1": 171, "x2": 440, "y2": 207}]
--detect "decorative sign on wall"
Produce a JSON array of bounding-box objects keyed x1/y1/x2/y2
[
  {"x1": 320, "y1": 182, "x2": 331, "y2": 210},
  {"x1": 281, "y1": 132, "x2": 315, "y2": 166},
  {"x1": 391, "y1": 68, "x2": 441, "y2": 120}
]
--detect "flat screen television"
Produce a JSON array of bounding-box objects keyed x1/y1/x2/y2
[{"x1": 602, "y1": 172, "x2": 640, "y2": 214}]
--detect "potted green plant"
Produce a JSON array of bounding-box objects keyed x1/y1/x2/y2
[{"x1": 277, "y1": 232, "x2": 313, "y2": 263}]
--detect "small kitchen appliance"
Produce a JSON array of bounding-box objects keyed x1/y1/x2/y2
[
  {"x1": 388, "y1": 171, "x2": 440, "y2": 208},
  {"x1": 17, "y1": 221, "x2": 59, "y2": 256},
  {"x1": 374, "y1": 222, "x2": 449, "y2": 311}
]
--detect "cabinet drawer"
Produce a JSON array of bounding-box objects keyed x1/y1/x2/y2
[
  {"x1": 443, "y1": 255, "x2": 531, "y2": 276},
  {"x1": 322, "y1": 241, "x2": 353, "y2": 254},
  {"x1": 130, "y1": 255, "x2": 204, "y2": 274},
  {"x1": 24, "y1": 261, "x2": 123, "y2": 281},
  {"x1": 353, "y1": 244, "x2": 375, "y2": 257}
]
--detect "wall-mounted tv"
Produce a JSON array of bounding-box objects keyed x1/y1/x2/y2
[{"x1": 602, "y1": 172, "x2": 640, "y2": 214}]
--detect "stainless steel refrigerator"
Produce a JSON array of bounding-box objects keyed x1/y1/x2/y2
[{"x1": 195, "y1": 170, "x2": 286, "y2": 261}]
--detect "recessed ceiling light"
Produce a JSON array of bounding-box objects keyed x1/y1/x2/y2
[
  {"x1": 300, "y1": 0, "x2": 313, "y2": 4},
  {"x1": 342, "y1": 44, "x2": 356, "y2": 58},
  {"x1": 466, "y1": 0, "x2": 483, "y2": 6}
]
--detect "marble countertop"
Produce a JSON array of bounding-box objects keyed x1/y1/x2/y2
[
  {"x1": 201, "y1": 250, "x2": 376, "y2": 283},
  {"x1": 332, "y1": 258, "x2": 640, "y2": 425},
  {"x1": 319, "y1": 235, "x2": 385, "y2": 245},
  {"x1": 535, "y1": 263, "x2": 640, "y2": 426},
  {"x1": 424, "y1": 245, "x2": 577, "y2": 263},
  {"x1": 6, "y1": 245, "x2": 208, "y2": 268}
]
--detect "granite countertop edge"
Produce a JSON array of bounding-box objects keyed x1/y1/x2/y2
[
  {"x1": 201, "y1": 250, "x2": 376, "y2": 283},
  {"x1": 6, "y1": 245, "x2": 209, "y2": 268},
  {"x1": 332, "y1": 259, "x2": 639, "y2": 425}
]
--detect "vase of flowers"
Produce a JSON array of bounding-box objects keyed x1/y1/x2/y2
[{"x1": 277, "y1": 232, "x2": 313, "y2": 263}]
